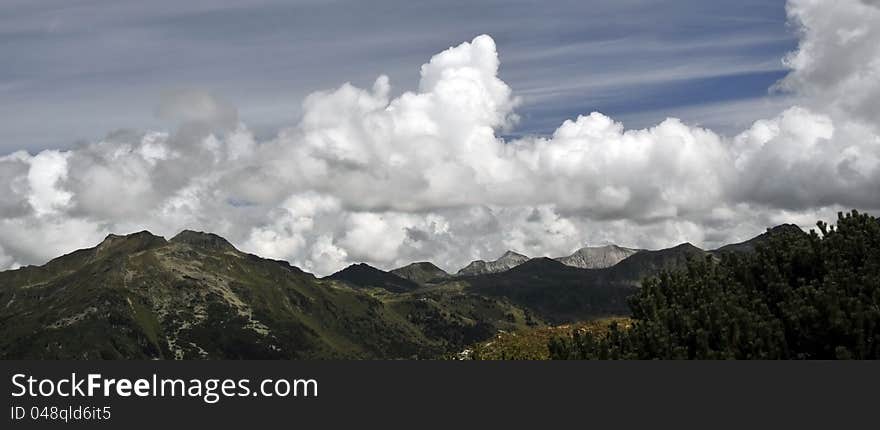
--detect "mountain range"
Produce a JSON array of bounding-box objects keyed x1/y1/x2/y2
[{"x1": 0, "y1": 224, "x2": 805, "y2": 359}]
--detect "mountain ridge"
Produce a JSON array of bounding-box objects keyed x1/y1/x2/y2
[
  {"x1": 0, "y1": 232, "x2": 443, "y2": 359},
  {"x1": 324, "y1": 263, "x2": 420, "y2": 293},
  {"x1": 0, "y1": 224, "x2": 806, "y2": 359},
  {"x1": 555, "y1": 244, "x2": 640, "y2": 269},
  {"x1": 457, "y1": 250, "x2": 530, "y2": 276},
  {"x1": 390, "y1": 262, "x2": 449, "y2": 285},
  {"x1": 713, "y1": 224, "x2": 805, "y2": 254}
]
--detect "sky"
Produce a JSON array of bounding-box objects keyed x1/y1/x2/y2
[
  {"x1": 1, "y1": 0, "x2": 795, "y2": 153},
  {"x1": 1, "y1": 0, "x2": 879, "y2": 275}
]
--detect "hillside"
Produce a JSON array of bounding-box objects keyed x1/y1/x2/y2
[
  {"x1": 465, "y1": 317, "x2": 631, "y2": 360},
  {"x1": 0, "y1": 232, "x2": 440, "y2": 359}
]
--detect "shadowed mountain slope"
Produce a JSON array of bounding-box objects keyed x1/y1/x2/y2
[
  {"x1": 325, "y1": 263, "x2": 419, "y2": 293},
  {"x1": 605, "y1": 243, "x2": 708, "y2": 285},
  {"x1": 712, "y1": 224, "x2": 806, "y2": 254},
  {"x1": 463, "y1": 258, "x2": 635, "y2": 323}
]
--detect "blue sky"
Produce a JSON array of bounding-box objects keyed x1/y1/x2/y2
[{"x1": 0, "y1": 0, "x2": 795, "y2": 154}]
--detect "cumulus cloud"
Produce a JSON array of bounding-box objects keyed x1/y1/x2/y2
[
  {"x1": 26, "y1": 150, "x2": 73, "y2": 216},
  {"x1": 780, "y1": 0, "x2": 880, "y2": 124},
  {"x1": 0, "y1": 1, "x2": 879, "y2": 274}
]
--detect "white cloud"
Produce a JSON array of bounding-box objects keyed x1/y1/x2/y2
[
  {"x1": 1, "y1": 0, "x2": 879, "y2": 276},
  {"x1": 26, "y1": 150, "x2": 73, "y2": 216},
  {"x1": 780, "y1": 0, "x2": 880, "y2": 124},
  {"x1": 241, "y1": 192, "x2": 341, "y2": 263}
]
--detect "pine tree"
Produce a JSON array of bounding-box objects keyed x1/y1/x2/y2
[{"x1": 550, "y1": 210, "x2": 880, "y2": 360}]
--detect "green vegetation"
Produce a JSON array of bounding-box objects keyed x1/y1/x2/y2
[
  {"x1": 469, "y1": 318, "x2": 629, "y2": 360},
  {"x1": 389, "y1": 285, "x2": 541, "y2": 349},
  {"x1": 550, "y1": 211, "x2": 880, "y2": 359},
  {"x1": 0, "y1": 231, "x2": 542, "y2": 359},
  {"x1": 0, "y1": 232, "x2": 442, "y2": 359}
]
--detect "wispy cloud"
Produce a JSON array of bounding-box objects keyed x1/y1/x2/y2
[{"x1": 0, "y1": 0, "x2": 793, "y2": 153}]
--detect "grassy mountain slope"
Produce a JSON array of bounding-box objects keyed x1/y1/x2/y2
[
  {"x1": 386, "y1": 283, "x2": 542, "y2": 350},
  {"x1": 466, "y1": 317, "x2": 631, "y2": 360},
  {"x1": 0, "y1": 231, "x2": 441, "y2": 359}
]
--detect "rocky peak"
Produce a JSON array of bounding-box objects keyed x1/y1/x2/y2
[
  {"x1": 96, "y1": 231, "x2": 167, "y2": 256},
  {"x1": 390, "y1": 262, "x2": 449, "y2": 284},
  {"x1": 457, "y1": 250, "x2": 529, "y2": 276},
  {"x1": 500, "y1": 250, "x2": 526, "y2": 260},
  {"x1": 170, "y1": 230, "x2": 237, "y2": 252},
  {"x1": 556, "y1": 244, "x2": 639, "y2": 269}
]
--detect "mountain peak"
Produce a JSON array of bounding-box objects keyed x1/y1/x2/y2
[
  {"x1": 390, "y1": 261, "x2": 449, "y2": 284},
  {"x1": 410, "y1": 261, "x2": 443, "y2": 269},
  {"x1": 500, "y1": 250, "x2": 526, "y2": 259},
  {"x1": 101, "y1": 230, "x2": 162, "y2": 243},
  {"x1": 514, "y1": 256, "x2": 568, "y2": 270},
  {"x1": 170, "y1": 230, "x2": 237, "y2": 252},
  {"x1": 768, "y1": 224, "x2": 804, "y2": 234},
  {"x1": 674, "y1": 242, "x2": 702, "y2": 250},
  {"x1": 457, "y1": 250, "x2": 530, "y2": 276},
  {"x1": 556, "y1": 244, "x2": 639, "y2": 269},
  {"x1": 326, "y1": 263, "x2": 418, "y2": 293},
  {"x1": 96, "y1": 231, "x2": 167, "y2": 256}
]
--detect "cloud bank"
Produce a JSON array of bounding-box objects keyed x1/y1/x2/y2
[{"x1": 1, "y1": 0, "x2": 878, "y2": 275}]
